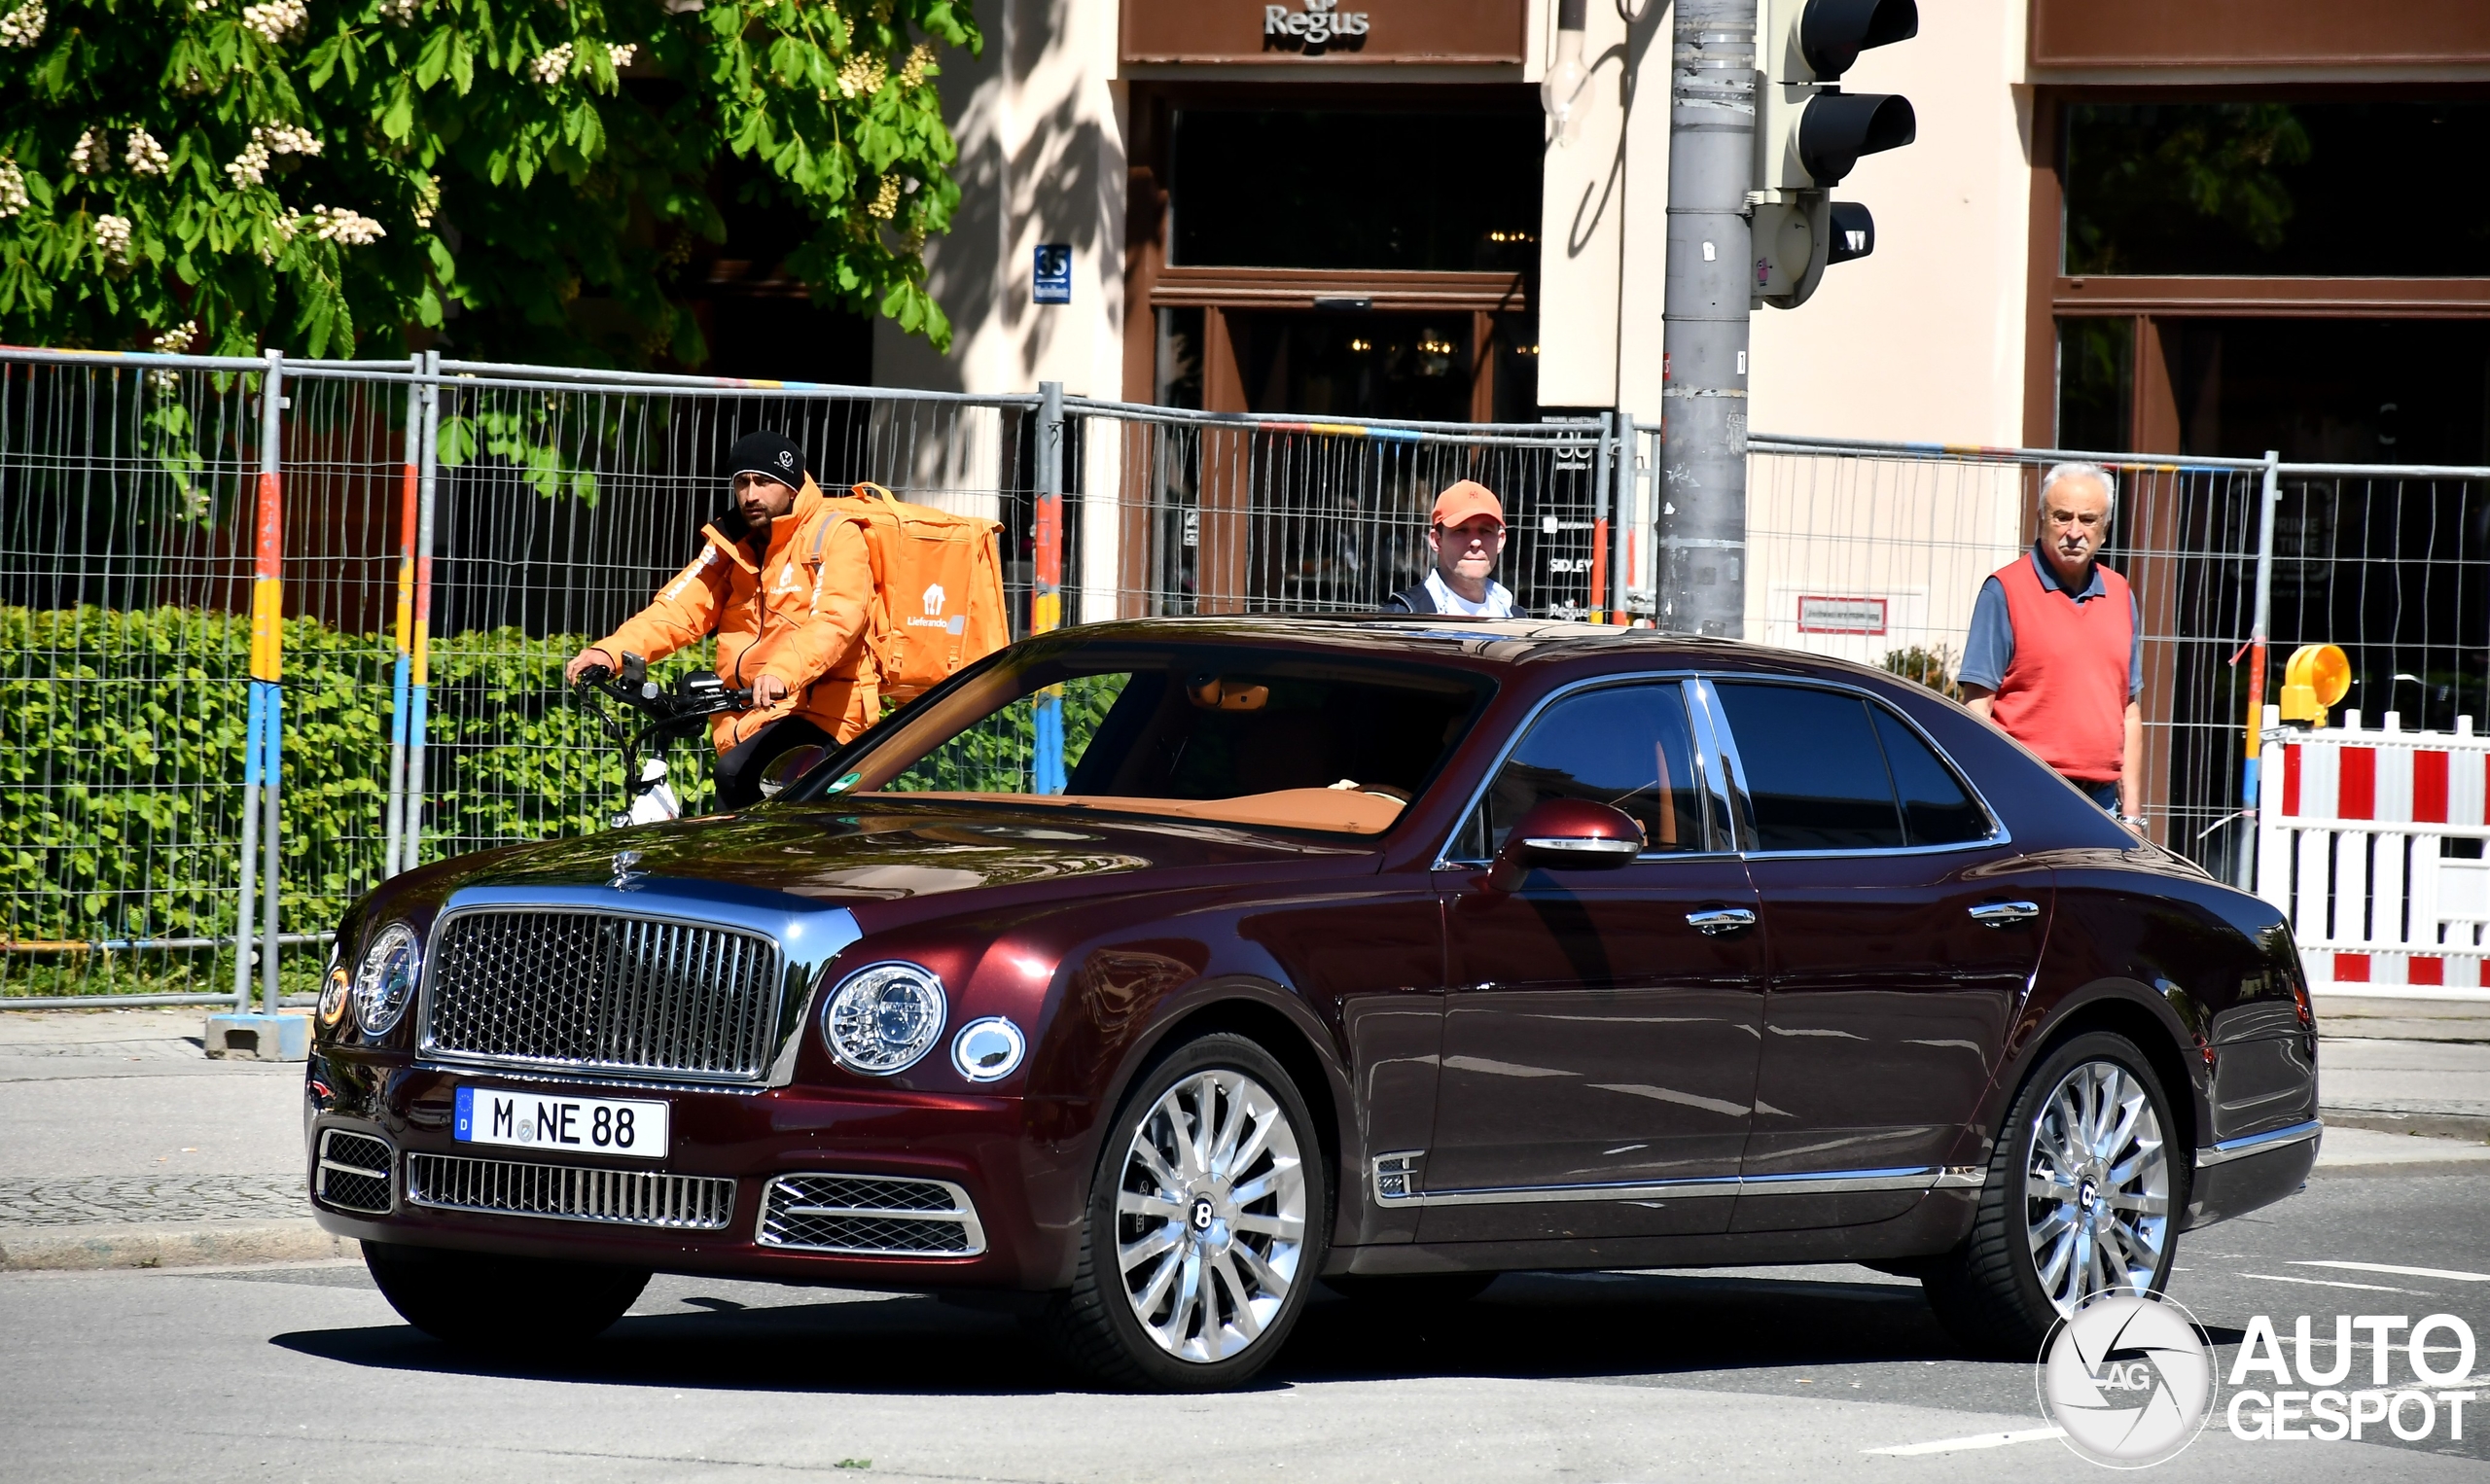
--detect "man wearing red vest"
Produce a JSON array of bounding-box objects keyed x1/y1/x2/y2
[{"x1": 1958, "y1": 462, "x2": 2147, "y2": 830}]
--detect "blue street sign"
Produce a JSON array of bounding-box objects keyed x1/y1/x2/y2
[{"x1": 1034, "y1": 244, "x2": 1072, "y2": 304}]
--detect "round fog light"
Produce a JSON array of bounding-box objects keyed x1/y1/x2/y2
[
  {"x1": 822, "y1": 962, "x2": 946, "y2": 1075},
  {"x1": 951, "y1": 1016, "x2": 1027, "y2": 1082}
]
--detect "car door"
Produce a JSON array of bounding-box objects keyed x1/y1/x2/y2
[
  {"x1": 1708, "y1": 678, "x2": 2052, "y2": 1233},
  {"x1": 1420, "y1": 679, "x2": 1767, "y2": 1242}
]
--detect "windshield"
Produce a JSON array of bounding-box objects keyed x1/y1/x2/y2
[{"x1": 795, "y1": 641, "x2": 1493, "y2": 836}]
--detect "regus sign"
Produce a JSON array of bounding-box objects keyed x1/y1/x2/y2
[{"x1": 1264, "y1": 0, "x2": 1370, "y2": 46}]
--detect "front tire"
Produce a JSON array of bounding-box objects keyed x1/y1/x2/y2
[
  {"x1": 1924, "y1": 1032, "x2": 2183, "y2": 1356},
  {"x1": 363, "y1": 1240, "x2": 650, "y2": 1350},
  {"x1": 1041, "y1": 1033, "x2": 1328, "y2": 1391}
]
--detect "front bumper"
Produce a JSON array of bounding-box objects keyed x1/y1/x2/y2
[
  {"x1": 2184, "y1": 1118, "x2": 2321, "y2": 1230},
  {"x1": 304, "y1": 1049, "x2": 1075, "y2": 1290}
]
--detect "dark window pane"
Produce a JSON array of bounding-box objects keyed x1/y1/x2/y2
[
  {"x1": 1870, "y1": 707, "x2": 1990, "y2": 846},
  {"x1": 2056, "y1": 316, "x2": 2131, "y2": 454},
  {"x1": 1716, "y1": 684, "x2": 1903, "y2": 852},
  {"x1": 1474, "y1": 686, "x2": 1705, "y2": 857},
  {"x1": 1172, "y1": 111, "x2": 1542, "y2": 272},
  {"x1": 2064, "y1": 102, "x2": 2490, "y2": 277}
]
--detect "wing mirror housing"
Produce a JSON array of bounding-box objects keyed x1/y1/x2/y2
[
  {"x1": 1487, "y1": 798, "x2": 1645, "y2": 892},
  {"x1": 757, "y1": 744, "x2": 833, "y2": 800}
]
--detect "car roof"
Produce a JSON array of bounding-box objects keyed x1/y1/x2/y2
[{"x1": 1048, "y1": 615, "x2": 1920, "y2": 690}]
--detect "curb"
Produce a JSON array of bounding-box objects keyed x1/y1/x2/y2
[
  {"x1": 2321, "y1": 1107, "x2": 2490, "y2": 1145},
  {"x1": 0, "y1": 1219, "x2": 349, "y2": 1273}
]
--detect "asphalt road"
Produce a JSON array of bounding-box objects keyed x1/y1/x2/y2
[{"x1": 4, "y1": 1167, "x2": 2487, "y2": 1482}]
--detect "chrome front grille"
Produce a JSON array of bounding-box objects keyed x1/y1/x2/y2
[
  {"x1": 314, "y1": 1129, "x2": 393, "y2": 1214},
  {"x1": 422, "y1": 908, "x2": 786, "y2": 1082},
  {"x1": 407, "y1": 1152, "x2": 735, "y2": 1230},
  {"x1": 759, "y1": 1174, "x2": 985, "y2": 1256}
]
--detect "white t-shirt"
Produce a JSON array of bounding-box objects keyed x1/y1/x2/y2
[{"x1": 1425, "y1": 569, "x2": 1517, "y2": 618}]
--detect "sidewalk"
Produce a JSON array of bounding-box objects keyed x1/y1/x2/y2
[
  {"x1": 0, "y1": 1007, "x2": 346, "y2": 1272},
  {"x1": 0, "y1": 997, "x2": 2481, "y2": 1274}
]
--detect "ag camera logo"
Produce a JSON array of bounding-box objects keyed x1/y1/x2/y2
[{"x1": 2037, "y1": 1293, "x2": 2217, "y2": 1468}]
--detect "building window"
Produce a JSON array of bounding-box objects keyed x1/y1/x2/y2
[
  {"x1": 1170, "y1": 110, "x2": 1542, "y2": 271},
  {"x1": 2063, "y1": 101, "x2": 2490, "y2": 277},
  {"x1": 2055, "y1": 316, "x2": 2132, "y2": 453}
]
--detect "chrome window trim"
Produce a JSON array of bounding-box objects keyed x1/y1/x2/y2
[
  {"x1": 756, "y1": 1172, "x2": 988, "y2": 1257},
  {"x1": 2195, "y1": 1118, "x2": 2323, "y2": 1170},
  {"x1": 1694, "y1": 674, "x2": 2014, "y2": 859},
  {"x1": 1369, "y1": 1154, "x2": 1987, "y2": 1208},
  {"x1": 413, "y1": 885, "x2": 862, "y2": 1089},
  {"x1": 1431, "y1": 671, "x2": 1729, "y2": 869}
]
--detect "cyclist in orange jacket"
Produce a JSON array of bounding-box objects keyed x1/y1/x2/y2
[{"x1": 564, "y1": 432, "x2": 878, "y2": 808}]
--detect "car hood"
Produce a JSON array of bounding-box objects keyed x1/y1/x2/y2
[{"x1": 452, "y1": 799, "x2": 1377, "y2": 906}]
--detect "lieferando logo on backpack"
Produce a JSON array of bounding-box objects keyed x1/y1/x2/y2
[{"x1": 2037, "y1": 1293, "x2": 2218, "y2": 1467}]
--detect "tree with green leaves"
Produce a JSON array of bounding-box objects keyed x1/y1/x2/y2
[{"x1": 0, "y1": 0, "x2": 978, "y2": 363}]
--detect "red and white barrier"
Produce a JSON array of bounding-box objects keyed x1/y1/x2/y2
[{"x1": 2257, "y1": 711, "x2": 2490, "y2": 1000}]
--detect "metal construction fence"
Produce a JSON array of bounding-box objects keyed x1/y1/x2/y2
[{"x1": 4, "y1": 342, "x2": 2486, "y2": 1004}]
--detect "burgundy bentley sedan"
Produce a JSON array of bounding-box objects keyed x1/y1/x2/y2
[{"x1": 305, "y1": 618, "x2": 2318, "y2": 1389}]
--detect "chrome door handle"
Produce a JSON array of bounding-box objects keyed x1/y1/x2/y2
[
  {"x1": 1970, "y1": 900, "x2": 2042, "y2": 927},
  {"x1": 1687, "y1": 906, "x2": 1758, "y2": 936}
]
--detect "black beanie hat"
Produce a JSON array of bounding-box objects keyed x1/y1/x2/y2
[{"x1": 726, "y1": 430, "x2": 806, "y2": 490}]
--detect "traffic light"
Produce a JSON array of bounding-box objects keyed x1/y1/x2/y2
[{"x1": 1750, "y1": 0, "x2": 1915, "y2": 309}]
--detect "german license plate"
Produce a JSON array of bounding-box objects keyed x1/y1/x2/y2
[{"x1": 453, "y1": 1086, "x2": 669, "y2": 1160}]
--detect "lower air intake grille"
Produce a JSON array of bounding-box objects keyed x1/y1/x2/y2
[
  {"x1": 407, "y1": 1152, "x2": 734, "y2": 1231},
  {"x1": 315, "y1": 1129, "x2": 394, "y2": 1215},
  {"x1": 759, "y1": 1174, "x2": 986, "y2": 1256}
]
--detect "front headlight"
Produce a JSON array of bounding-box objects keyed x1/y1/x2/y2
[
  {"x1": 353, "y1": 923, "x2": 421, "y2": 1036},
  {"x1": 821, "y1": 961, "x2": 946, "y2": 1075}
]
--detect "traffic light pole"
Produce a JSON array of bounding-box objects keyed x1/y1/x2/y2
[{"x1": 1657, "y1": 0, "x2": 1757, "y2": 639}]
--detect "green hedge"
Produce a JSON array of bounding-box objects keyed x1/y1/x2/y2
[{"x1": 0, "y1": 605, "x2": 717, "y2": 949}]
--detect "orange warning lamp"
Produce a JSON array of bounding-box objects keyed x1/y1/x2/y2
[{"x1": 2279, "y1": 644, "x2": 2351, "y2": 725}]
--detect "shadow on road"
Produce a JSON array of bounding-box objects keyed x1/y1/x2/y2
[{"x1": 268, "y1": 1268, "x2": 2152, "y2": 1394}]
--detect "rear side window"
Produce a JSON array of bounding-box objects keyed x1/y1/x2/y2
[
  {"x1": 1455, "y1": 683, "x2": 1707, "y2": 859},
  {"x1": 1869, "y1": 706, "x2": 1992, "y2": 846},
  {"x1": 1714, "y1": 683, "x2": 1903, "y2": 851}
]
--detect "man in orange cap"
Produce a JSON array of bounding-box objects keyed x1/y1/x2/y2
[{"x1": 1385, "y1": 479, "x2": 1518, "y2": 618}]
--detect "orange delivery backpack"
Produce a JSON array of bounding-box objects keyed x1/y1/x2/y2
[{"x1": 824, "y1": 482, "x2": 1009, "y2": 703}]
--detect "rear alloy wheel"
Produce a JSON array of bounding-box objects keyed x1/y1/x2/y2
[
  {"x1": 363, "y1": 1241, "x2": 650, "y2": 1351},
  {"x1": 1924, "y1": 1032, "x2": 2182, "y2": 1356},
  {"x1": 1042, "y1": 1034, "x2": 1326, "y2": 1390}
]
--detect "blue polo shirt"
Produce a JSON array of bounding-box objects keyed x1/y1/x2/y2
[{"x1": 1959, "y1": 545, "x2": 2143, "y2": 700}]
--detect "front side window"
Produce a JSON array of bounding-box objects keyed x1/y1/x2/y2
[
  {"x1": 1714, "y1": 682, "x2": 1992, "y2": 852},
  {"x1": 806, "y1": 643, "x2": 1491, "y2": 837},
  {"x1": 1453, "y1": 683, "x2": 1706, "y2": 860}
]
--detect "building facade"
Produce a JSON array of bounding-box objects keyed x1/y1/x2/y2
[{"x1": 876, "y1": 0, "x2": 2490, "y2": 457}]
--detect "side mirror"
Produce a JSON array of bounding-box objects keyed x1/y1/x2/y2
[
  {"x1": 1487, "y1": 798, "x2": 1644, "y2": 893},
  {"x1": 757, "y1": 744, "x2": 832, "y2": 800}
]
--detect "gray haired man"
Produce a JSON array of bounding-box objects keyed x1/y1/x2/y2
[{"x1": 1957, "y1": 463, "x2": 2146, "y2": 829}]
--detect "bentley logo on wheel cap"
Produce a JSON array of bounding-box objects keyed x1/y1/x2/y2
[
  {"x1": 610, "y1": 850, "x2": 647, "y2": 889},
  {"x1": 1190, "y1": 1196, "x2": 1215, "y2": 1232}
]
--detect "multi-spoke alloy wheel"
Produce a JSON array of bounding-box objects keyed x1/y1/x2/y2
[
  {"x1": 1114, "y1": 1068, "x2": 1308, "y2": 1362},
  {"x1": 1042, "y1": 1033, "x2": 1327, "y2": 1390},
  {"x1": 1922, "y1": 1032, "x2": 2184, "y2": 1357},
  {"x1": 2024, "y1": 1058, "x2": 2171, "y2": 1314}
]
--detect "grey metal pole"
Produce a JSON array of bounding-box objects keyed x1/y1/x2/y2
[
  {"x1": 1656, "y1": 0, "x2": 1757, "y2": 638},
  {"x1": 258, "y1": 350, "x2": 286, "y2": 1016},
  {"x1": 2240, "y1": 448, "x2": 2281, "y2": 891},
  {"x1": 402, "y1": 351, "x2": 441, "y2": 870}
]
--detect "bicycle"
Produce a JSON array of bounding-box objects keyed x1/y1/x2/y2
[{"x1": 571, "y1": 653, "x2": 752, "y2": 828}]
